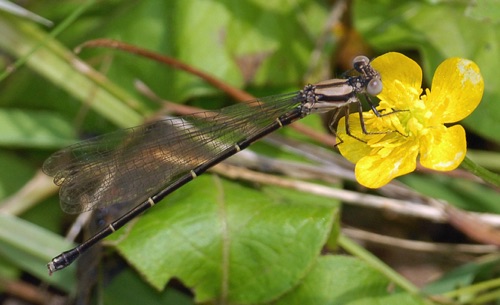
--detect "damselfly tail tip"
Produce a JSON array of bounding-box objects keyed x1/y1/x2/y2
[
  {"x1": 47, "y1": 262, "x2": 55, "y2": 276},
  {"x1": 46, "y1": 257, "x2": 64, "y2": 275},
  {"x1": 47, "y1": 248, "x2": 80, "y2": 274}
]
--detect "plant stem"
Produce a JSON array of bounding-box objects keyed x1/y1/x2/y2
[
  {"x1": 339, "y1": 234, "x2": 421, "y2": 295},
  {"x1": 461, "y1": 156, "x2": 500, "y2": 187}
]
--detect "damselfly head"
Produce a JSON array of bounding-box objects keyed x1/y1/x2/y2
[
  {"x1": 352, "y1": 55, "x2": 382, "y2": 96},
  {"x1": 352, "y1": 55, "x2": 370, "y2": 70}
]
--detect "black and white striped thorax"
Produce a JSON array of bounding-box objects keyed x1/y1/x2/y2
[{"x1": 298, "y1": 55, "x2": 382, "y2": 115}]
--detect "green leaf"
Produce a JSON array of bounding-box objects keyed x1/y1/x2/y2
[
  {"x1": 103, "y1": 269, "x2": 194, "y2": 305},
  {"x1": 0, "y1": 109, "x2": 75, "y2": 148},
  {"x1": 94, "y1": 0, "x2": 331, "y2": 102},
  {"x1": 274, "y1": 255, "x2": 425, "y2": 305},
  {"x1": 465, "y1": 0, "x2": 500, "y2": 24},
  {"x1": 399, "y1": 174, "x2": 500, "y2": 214},
  {"x1": 112, "y1": 175, "x2": 338, "y2": 304},
  {"x1": 353, "y1": 0, "x2": 500, "y2": 143},
  {"x1": 423, "y1": 255, "x2": 500, "y2": 295},
  {"x1": 0, "y1": 14, "x2": 144, "y2": 129},
  {"x1": 0, "y1": 0, "x2": 53, "y2": 26},
  {"x1": 0, "y1": 214, "x2": 76, "y2": 291},
  {"x1": 0, "y1": 150, "x2": 36, "y2": 199}
]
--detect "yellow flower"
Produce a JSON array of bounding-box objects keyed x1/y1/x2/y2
[{"x1": 337, "y1": 52, "x2": 484, "y2": 188}]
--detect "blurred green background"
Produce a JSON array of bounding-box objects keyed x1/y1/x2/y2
[{"x1": 0, "y1": 0, "x2": 499, "y2": 304}]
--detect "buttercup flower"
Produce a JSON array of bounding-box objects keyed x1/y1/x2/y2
[{"x1": 337, "y1": 52, "x2": 484, "y2": 188}]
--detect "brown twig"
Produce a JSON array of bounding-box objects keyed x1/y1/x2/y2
[
  {"x1": 76, "y1": 38, "x2": 337, "y2": 147},
  {"x1": 0, "y1": 278, "x2": 64, "y2": 305},
  {"x1": 210, "y1": 162, "x2": 500, "y2": 227},
  {"x1": 76, "y1": 39, "x2": 255, "y2": 102},
  {"x1": 343, "y1": 227, "x2": 498, "y2": 255}
]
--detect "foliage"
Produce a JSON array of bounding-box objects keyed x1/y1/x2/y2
[{"x1": 0, "y1": 0, "x2": 499, "y2": 304}]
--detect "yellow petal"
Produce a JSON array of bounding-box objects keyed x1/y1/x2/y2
[
  {"x1": 427, "y1": 58, "x2": 484, "y2": 123},
  {"x1": 419, "y1": 124, "x2": 466, "y2": 171},
  {"x1": 371, "y1": 52, "x2": 423, "y2": 109},
  {"x1": 337, "y1": 114, "x2": 371, "y2": 163},
  {"x1": 355, "y1": 143, "x2": 418, "y2": 188}
]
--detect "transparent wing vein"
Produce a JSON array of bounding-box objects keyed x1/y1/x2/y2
[{"x1": 43, "y1": 92, "x2": 302, "y2": 213}]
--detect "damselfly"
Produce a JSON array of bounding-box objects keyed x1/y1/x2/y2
[{"x1": 44, "y1": 55, "x2": 382, "y2": 274}]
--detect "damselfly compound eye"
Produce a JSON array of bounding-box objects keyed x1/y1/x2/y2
[
  {"x1": 353, "y1": 55, "x2": 370, "y2": 73},
  {"x1": 367, "y1": 78, "x2": 383, "y2": 95},
  {"x1": 353, "y1": 55, "x2": 370, "y2": 66}
]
